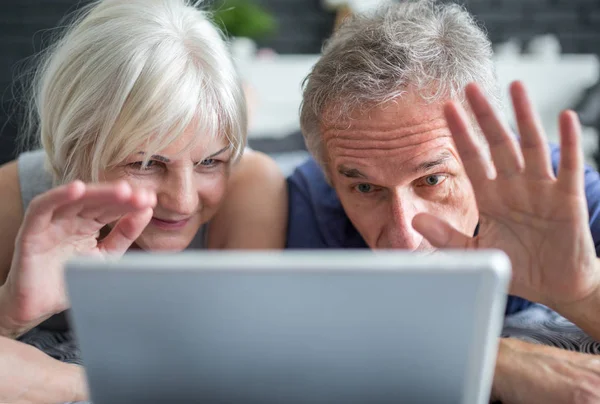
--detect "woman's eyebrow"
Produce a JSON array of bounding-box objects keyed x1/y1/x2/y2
[
  {"x1": 136, "y1": 152, "x2": 170, "y2": 163},
  {"x1": 205, "y1": 145, "x2": 230, "y2": 159}
]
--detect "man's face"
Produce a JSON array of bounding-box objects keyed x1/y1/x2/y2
[{"x1": 322, "y1": 91, "x2": 479, "y2": 250}]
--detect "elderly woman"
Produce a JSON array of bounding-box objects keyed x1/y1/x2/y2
[{"x1": 0, "y1": 0, "x2": 287, "y2": 401}]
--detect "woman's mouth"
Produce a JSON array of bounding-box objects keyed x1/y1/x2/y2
[{"x1": 150, "y1": 217, "x2": 190, "y2": 230}]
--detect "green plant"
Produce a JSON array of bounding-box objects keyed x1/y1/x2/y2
[{"x1": 211, "y1": 0, "x2": 277, "y2": 40}]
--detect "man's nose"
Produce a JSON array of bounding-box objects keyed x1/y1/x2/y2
[{"x1": 385, "y1": 195, "x2": 423, "y2": 250}]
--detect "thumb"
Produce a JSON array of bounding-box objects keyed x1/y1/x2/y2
[
  {"x1": 99, "y1": 207, "x2": 153, "y2": 256},
  {"x1": 412, "y1": 213, "x2": 474, "y2": 249}
]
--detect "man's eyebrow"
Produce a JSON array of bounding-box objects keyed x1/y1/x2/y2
[
  {"x1": 136, "y1": 152, "x2": 170, "y2": 163},
  {"x1": 414, "y1": 151, "x2": 454, "y2": 173},
  {"x1": 338, "y1": 165, "x2": 369, "y2": 179}
]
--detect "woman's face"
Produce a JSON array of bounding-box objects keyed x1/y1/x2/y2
[{"x1": 101, "y1": 129, "x2": 232, "y2": 251}]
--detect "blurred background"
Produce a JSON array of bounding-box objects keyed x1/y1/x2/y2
[{"x1": 2, "y1": 0, "x2": 600, "y2": 174}]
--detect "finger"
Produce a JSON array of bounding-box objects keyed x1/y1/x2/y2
[
  {"x1": 465, "y1": 83, "x2": 524, "y2": 178},
  {"x1": 510, "y1": 81, "x2": 555, "y2": 179},
  {"x1": 85, "y1": 204, "x2": 148, "y2": 227},
  {"x1": 21, "y1": 181, "x2": 85, "y2": 232},
  {"x1": 99, "y1": 207, "x2": 153, "y2": 256},
  {"x1": 53, "y1": 181, "x2": 133, "y2": 220},
  {"x1": 412, "y1": 213, "x2": 476, "y2": 249},
  {"x1": 130, "y1": 188, "x2": 157, "y2": 210},
  {"x1": 444, "y1": 101, "x2": 494, "y2": 190},
  {"x1": 78, "y1": 188, "x2": 156, "y2": 222},
  {"x1": 556, "y1": 110, "x2": 585, "y2": 195},
  {"x1": 89, "y1": 188, "x2": 157, "y2": 225}
]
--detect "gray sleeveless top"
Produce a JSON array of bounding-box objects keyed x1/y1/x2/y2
[{"x1": 17, "y1": 149, "x2": 209, "y2": 331}]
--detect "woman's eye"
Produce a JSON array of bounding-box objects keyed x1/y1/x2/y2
[
  {"x1": 127, "y1": 160, "x2": 164, "y2": 173},
  {"x1": 198, "y1": 158, "x2": 223, "y2": 168},
  {"x1": 129, "y1": 160, "x2": 158, "y2": 171},
  {"x1": 422, "y1": 175, "x2": 447, "y2": 186}
]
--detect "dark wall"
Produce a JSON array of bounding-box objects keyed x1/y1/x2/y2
[
  {"x1": 250, "y1": 0, "x2": 337, "y2": 54},
  {"x1": 1, "y1": 0, "x2": 600, "y2": 164},
  {"x1": 253, "y1": 0, "x2": 600, "y2": 54},
  {"x1": 0, "y1": 0, "x2": 93, "y2": 164},
  {"x1": 458, "y1": 0, "x2": 600, "y2": 54}
]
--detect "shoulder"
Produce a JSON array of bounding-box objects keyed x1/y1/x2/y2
[
  {"x1": 208, "y1": 150, "x2": 287, "y2": 249},
  {"x1": 287, "y1": 157, "x2": 335, "y2": 207},
  {"x1": 232, "y1": 149, "x2": 285, "y2": 187},
  {"x1": 0, "y1": 149, "x2": 54, "y2": 270},
  {"x1": 0, "y1": 158, "x2": 23, "y2": 220},
  {"x1": 0, "y1": 157, "x2": 25, "y2": 283},
  {"x1": 17, "y1": 150, "x2": 54, "y2": 210},
  {"x1": 286, "y1": 158, "x2": 334, "y2": 249},
  {"x1": 286, "y1": 157, "x2": 366, "y2": 249}
]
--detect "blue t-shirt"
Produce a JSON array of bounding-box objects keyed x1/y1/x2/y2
[{"x1": 286, "y1": 144, "x2": 600, "y2": 315}]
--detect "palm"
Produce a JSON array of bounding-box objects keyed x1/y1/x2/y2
[
  {"x1": 4, "y1": 181, "x2": 155, "y2": 330},
  {"x1": 476, "y1": 177, "x2": 594, "y2": 305},
  {"x1": 12, "y1": 215, "x2": 106, "y2": 318},
  {"x1": 414, "y1": 82, "x2": 599, "y2": 308}
]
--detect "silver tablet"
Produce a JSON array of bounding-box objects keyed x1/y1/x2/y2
[{"x1": 66, "y1": 250, "x2": 510, "y2": 404}]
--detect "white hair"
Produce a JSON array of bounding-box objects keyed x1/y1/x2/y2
[
  {"x1": 24, "y1": 0, "x2": 246, "y2": 184},
  {"x1": 300, "y1": 0, "x2": 500, "y2": 170}
]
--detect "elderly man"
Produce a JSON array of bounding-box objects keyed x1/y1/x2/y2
[{"x1": 287, "y1": 1, "x2": 600, "y2": 402}]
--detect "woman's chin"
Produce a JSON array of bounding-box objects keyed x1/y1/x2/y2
[{"x1": 133, "y1": 234, "x2": 194, "y2": 252}]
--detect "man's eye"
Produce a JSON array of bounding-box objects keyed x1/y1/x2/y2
[
  {"x1": 423, "y1": 175, "x2": 447, "y2": 186},
  {"x1": 355, "y1": 183, "x2": 374, "y2": 194}
]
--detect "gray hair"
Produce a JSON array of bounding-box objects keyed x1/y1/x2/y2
[
  {"x1": 24, "y1": 0, "x2": 246, "y2": 184},
  {"x1": 300, "y1": 0, "x2": 500, "y2": 169}
]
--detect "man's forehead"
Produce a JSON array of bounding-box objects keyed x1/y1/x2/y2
[
  {"x1": 321, "y1": 98, "x2": 450, "y2": 142},
  {"x1": 321, "y1": 94, "x2": 461, "y2": 176},
  {"x1": 323, "y1": 121, "x2": 454, "y2": 162}
]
